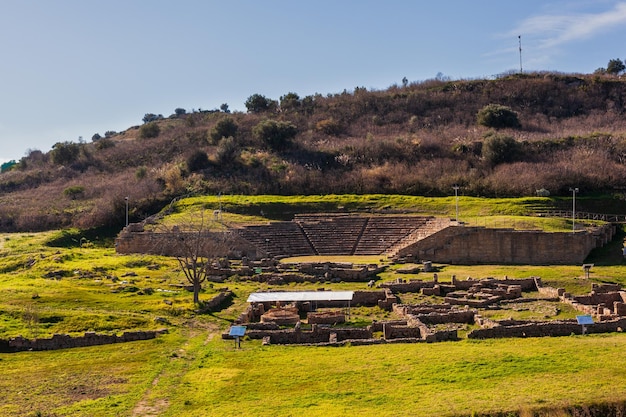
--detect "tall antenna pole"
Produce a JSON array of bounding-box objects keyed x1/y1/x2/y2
[{"x1": 518, "y1": 35, "x2": 523, "y2": 74}]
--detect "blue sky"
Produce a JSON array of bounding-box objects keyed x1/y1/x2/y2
[{"x1": 1, "y1": 0, "x2": 626, "y2": 163}]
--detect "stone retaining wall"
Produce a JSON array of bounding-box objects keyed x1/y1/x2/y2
[
  {"x1": 202, "y1": 290, "x2": 233, "y2": 312},
  {"x1": 117, "y1": 219, "x2": 615, "y2": 266},
  {"x1": 242, "y1": 325, "x2": 373, "y2": 344},
  {"x1": 0, "y1": 329, "x2": 167, "y2": 353},
  {"x1": 396, "y1": 224, "x2": 614, "y2": 265},
  {"x1": 383, "y1": 323, "x2": 421, "y2": 339},
  {"x1": 468, "y1": 317, "x2": 626, "y2": 339}
]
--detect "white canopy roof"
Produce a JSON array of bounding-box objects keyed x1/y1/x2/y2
[{"x1": 247, "y1": 291, "x2": 354, "y2": 303}]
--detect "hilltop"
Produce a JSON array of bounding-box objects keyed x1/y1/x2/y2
[{"x1": 2, "y1": 71, "x2": 626, "y2": 232}]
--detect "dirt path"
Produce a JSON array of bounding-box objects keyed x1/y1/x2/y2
[
  {"x1": 131, "y1": 323, "x2": 221, "y2": 416},
  {"x1": 131, "y1": 373, "x2": 170, "y2": 417}
]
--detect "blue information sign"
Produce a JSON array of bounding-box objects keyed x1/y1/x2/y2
[
  {"x1": 229, "y1": 325, "x2": 247, "y2": 337},
  {"x1": 576, "y1": 315, "x2": 594, "y2": 325}
]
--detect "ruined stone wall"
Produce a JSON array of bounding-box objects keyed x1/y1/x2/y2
[
  {"x1": 370, "y1": 320, "x2": 407, "y2": 332},
  {"x1": 571, "y1": 292, "x2": 623, "y2": 306},
  {"x1": 202, "y1": 290, "x2": 233, "y2": 312},
  {"x1": 0, "y1": 330, "x2": 166, "y2": 353},
  {"x1": 468, "y1": 317, "x2": 626, "y2": 339},
  {"x1": 352, "y1": 290, "x2": 387, "y2": 306},
  {"x1": 396, "y1": 224, "x2": 614, "y2": 265},
  {"x1": 307, "y1": 311, "x2": 345, "y2": 325},
  {"x1": 413, "y1": 310, "x2": 475, "y2": 325},
  {"x1": 379, "y1": 279, "x2": 436, "y2": 293},
  {"x1": 243, "y1": 326, "x2": 372, "y2": 344},
  {"x1": 451, "y1": 276, "x2": 538, "y2": 291},
  {"x1": 383, "y1": 323, "x2": 421, "y2": 339}
]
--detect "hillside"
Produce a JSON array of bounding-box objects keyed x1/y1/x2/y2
[{"x1": 3, "y1": 71, "x2": 626, "y2": 232}]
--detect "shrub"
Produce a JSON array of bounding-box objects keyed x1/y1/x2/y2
[
  {"x1": 139, "y1": 122, "x2": 160, "y2": 139},
  {"x1": 142, "y1": 113, "x2": 163, "y2": 123},
  {"x1": 94, "y1": 138, "x2": 115, "y2": 150},
  {"x1": 210, "y1": 117, "x2": 238, "y2": 143},
  {"x1": 186, "y1": 150, "x2": 210, "y2": 172},
  {"x1": 253, "y1": 119, "x2": 298, "y2": 150},
  {"x1": 216, "y1": 137, "x2": 239, "y2": 165},
  {"x1": 135, "y1": 166, "x2": 148, "y2": 179},
  {"x1": 63, "y1": 185, "x2": 85, "y2": 199},
  {"x1": 50, "y1": 141, "x2": 80, "y2": 166},
  {"x1": 482, "y1": 133, "x2": 519, "y2": 165},
  {"x1": 279, "y1": 92, "x2": 301, "y2": 112},
  {"x1": 477, "y1": 104, "x2": 521, "y2": 129}
]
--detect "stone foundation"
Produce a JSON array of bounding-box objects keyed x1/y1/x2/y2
[
  {"x1": 468, "y1": 317, "x2": 626, "y2": 339},
  {"x1": 0, "y1": 329, "x2": 167, "y2": 353},
  {"x1": 307, "y1": 311, "x2": 346, "y2": 325}
]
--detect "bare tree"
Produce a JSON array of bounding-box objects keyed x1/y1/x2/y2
[{"x1": 155, "y1": 210, "x2": 234, "y2": 305}]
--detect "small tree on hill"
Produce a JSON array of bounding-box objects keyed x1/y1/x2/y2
[
  {"x1": 210, "y1": 117, "x2": 238, "y2": 143},
  {"x1": 606, "y1": 58, "x2": 626, "y2": 75},
  {"x1": 245, "y1": 94, "x2": 276, "y2": 113},
  {"x1": 253, "y1": 119, "x2": 298, "y2": 150},
  {"x1": 142, "y1": 113, "x2": 163, "y2": 123},
  {"x1": 279, "y1": 92, "x2": 301, "y2": 112},
  {"x1": 50, "y1": 141, "x2": 80, "y2": 166}
]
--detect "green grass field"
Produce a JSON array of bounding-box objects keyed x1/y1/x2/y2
[{"x1": 1, "y1": 195, "x2": 626, "y2": 416}]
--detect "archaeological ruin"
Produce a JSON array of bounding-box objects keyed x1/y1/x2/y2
[
  {"x1": 113, "y1": 212, "x2": 626, "y2": 347},
  {"x1": 115, "y1": 213, "x2": 616, "y2": 265},
  {"x1": 225, "y1": 277, "x2": 626, "y2": 346}
]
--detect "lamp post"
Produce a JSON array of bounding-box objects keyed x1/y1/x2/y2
[
  {"x1": 124, "y1": 196, "x2": 129, "y2": 227},
  {"x1": 569, "y1": 187, "x2": 578, "y2": 233},
  {"x1": 453, "y1": 185, "x2": 460, "y2": 222}
]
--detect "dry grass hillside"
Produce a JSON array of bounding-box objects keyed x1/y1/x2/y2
[{"x1": 3, "y1": 71, "x2": 626, "y2": 232}]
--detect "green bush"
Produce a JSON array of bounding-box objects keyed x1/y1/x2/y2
[
  {"x1": 279, "y1": 92, "x2": 301, "y2": 112},
  {"x1": 253, "y1": 119, "x2": 298, "y2": 150},
  {"x1": 135, "y1": 166, "x2": 148, "y2": 179},
  {"x1": 210, "y1": 117, "x2": 238, "y2": 143},
  {"x1": 50, "y1": 141, "x2": 80, "y2": 166},
  {"x1": 245, "y1": 94, "x2": 275, "y2": 113},
  {"x1": 216, "y1": 137, "x2": 239, "y2": 165},
  {"x1": 63, "y1": 185, "x2": 85, "y2": 199},
  {"x1": 482, "y1": 132, "x2": 519, "y2": 165},
  {"x1": 477, "y1": 104, "x2": 521, "y2": 129},
  {"x1": 139, "y1": 122, "x2": 160, "y2": 139}
]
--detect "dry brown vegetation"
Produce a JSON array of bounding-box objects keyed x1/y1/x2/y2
[{"x1": 3, "y1": 71, "x2": 626, "y2": 232}]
